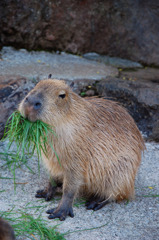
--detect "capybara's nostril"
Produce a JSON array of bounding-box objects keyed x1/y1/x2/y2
[
  {"x1": 34, "y1": 101, "x2": 42, "y2": 110},
  {"x1": 25, "y1": 95, "x2": 42, "y2": 110}
]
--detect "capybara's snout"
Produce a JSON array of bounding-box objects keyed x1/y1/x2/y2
[{"x1": 19, "y1": 91, "x2": 43, "y2": 122}]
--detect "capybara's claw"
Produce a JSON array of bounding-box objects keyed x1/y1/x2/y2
[
  {"x1": 35, "y1": 189, "x2": 47, "y2": 199},
  {"x1": 46, "y1": 208, "x2": 55, "y2": 214},
  {"x1": 35, "y1": 186, "x2": 56, "y2": 201},
  {"x1": 47, "y1": 207, "x2": 74, "y2": 221},
  {"x1": 86, "y1": 197, "x2": 110, "y2": 211}
]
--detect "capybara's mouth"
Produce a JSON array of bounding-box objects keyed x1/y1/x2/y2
[{"x1": 23, "y1": 105, "x2": 39, "y2": 122}]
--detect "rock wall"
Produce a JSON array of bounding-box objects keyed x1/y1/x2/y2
[{"x1": 0, "y1": 0, "x2": 159, "y2": 66}]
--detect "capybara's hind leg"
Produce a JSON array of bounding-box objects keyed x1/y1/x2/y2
[
  {"x1": 86, "y1": 195, "x2": 110, "y2": 211},
  {"x1": 35, "y1": 180, "x2": 62, "y2": 201}
]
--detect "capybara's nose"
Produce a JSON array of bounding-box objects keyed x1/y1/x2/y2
[{"x1": 25, "y1": 95, "x2": 42, "y2": 110}]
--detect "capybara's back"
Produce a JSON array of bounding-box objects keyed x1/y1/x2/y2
[
  {"x1": 0, "y1": 218, "x2": 15, "y2": 240},
  {"x1": 19, "y1": 79, "x2": 145, "y2": 220}
]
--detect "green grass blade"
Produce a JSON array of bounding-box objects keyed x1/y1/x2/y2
[{"x1": 1, "y1": 111, "x2": 59, "y2": 180}]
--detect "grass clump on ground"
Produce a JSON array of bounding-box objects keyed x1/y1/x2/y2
[{"x1": 0, "y1": 210, "x2": 65, "y2": 240}]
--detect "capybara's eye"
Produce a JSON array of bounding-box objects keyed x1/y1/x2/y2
[{"x1": 59, "y1": 94, "x2": 66, "y2": 99}]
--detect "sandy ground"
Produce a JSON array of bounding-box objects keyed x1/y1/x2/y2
[{"x1": 0, "y1": 140, "x2": 159, "y2": 240}]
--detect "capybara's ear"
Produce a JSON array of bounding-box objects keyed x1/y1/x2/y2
[
  {"x1": 70, "y1": 82, "x2": 74, "y2": 88},
  {"x1": 48, "y1": 74, "x2": 52, "y2": 79}
]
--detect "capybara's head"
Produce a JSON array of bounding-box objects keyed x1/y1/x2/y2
[{"x1": 19, "y1": 79, "x2": 72, "y2": 125}]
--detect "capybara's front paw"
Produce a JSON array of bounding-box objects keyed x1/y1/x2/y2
[{"x1": 46, "y1": 207, "x2": 74, "y2": 221}]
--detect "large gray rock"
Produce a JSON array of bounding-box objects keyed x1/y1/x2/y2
[
  {"x1": 0, "y1": 47, "x2": 118, "y2": 81},
  {"x1": 0, "y1": 1, "x2": 159, "y2": 66},
  {"x1": 83, "y1": 53, "x2": 143, "y2": 68},
  {"x1": 96, "y1": 68, "x2": 159, "y2": 139}
]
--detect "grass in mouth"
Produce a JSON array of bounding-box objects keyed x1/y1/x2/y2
[
  {"x1": 1, "y1": 111, "x2": 59, "y2": 183},
  {"x1": 0, "y1": 210, "x2": 65, "y2": 240}
]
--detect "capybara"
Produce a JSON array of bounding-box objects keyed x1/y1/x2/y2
[
  {"x1": 0, "y1": 218, "x2": 15, "y2": 240},
  {"x1": 19, "y1": 78, "x2": 145, "y2": 220}
]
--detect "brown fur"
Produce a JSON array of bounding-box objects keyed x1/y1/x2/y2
[
  {"x1": 19, "y1": 79, "x2": 145, "y2": 218},
  {"x1": 0, "y1": 218, "x2": 15, "y2": 240}
]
